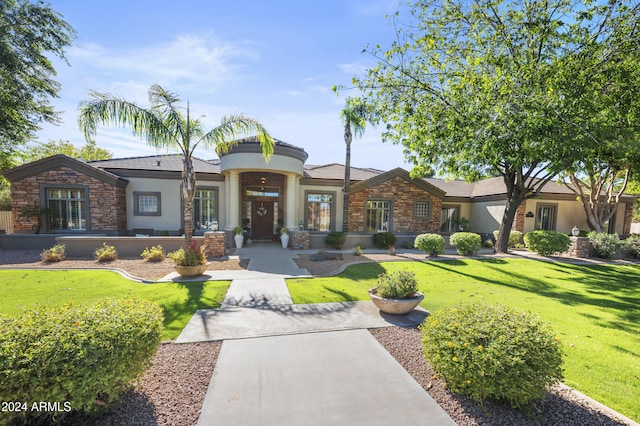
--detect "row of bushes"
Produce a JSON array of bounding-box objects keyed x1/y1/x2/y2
[
  {"x1": 41, "y1": 243, "x2": 119, "y2": 263},
  {"x1": 0, "y1": 298, "x2": 163, "y2": 425}
]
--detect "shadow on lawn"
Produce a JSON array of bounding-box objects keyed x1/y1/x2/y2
[
  {"x1": 426, "y1": 258, "x2": 639, "y2": 334},
  {"x1": 161, "y1": 281, "x2": 224, "y2": 336}
]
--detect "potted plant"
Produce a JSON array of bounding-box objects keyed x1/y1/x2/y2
[
  {"x1": 368, "y1": 270, "x2": 424, "y2": 315},
  {"x1": 280, "y1": 227, "x2": 289, "y2": 248},
  {"x1": 168, "y1": 240, "x2": 209, "y2": 277},
  {"x1": 234, "y1": 226, "x2": 244, "y2": 248}
]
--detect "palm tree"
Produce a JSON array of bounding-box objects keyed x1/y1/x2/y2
[
  {"x1": 340, "y1": 97, "x2": 369, "y2": 232},
  {"x1": 78, "y1": 84, "x2": 274, "y2": 242}
]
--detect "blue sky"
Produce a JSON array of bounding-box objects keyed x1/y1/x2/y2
[{"x1": 37, "y1": 0, "x2": 411, "y2": 170}]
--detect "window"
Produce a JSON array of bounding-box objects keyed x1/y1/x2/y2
[
  {"x1": 366, "y1": 200, "x2": 391, "y2": 232},
  {"x1": 440, "y1": 206, "x2": 459, "y2": 233},
  {"x1": 194, "y1": 189, "x2": 217, "y2": 230},
  {"x1": 414, "y1": 201, "x2": 431, "y2": 218},
  {"x1": 536, "y1": 205, "x2": 557, "y2": 230},
  {"x1": 47, "y1": 188, "x2": 86, "y2": 230},
  {"x1": 306, "y1": 193, "x2": 334, "y2": 231},
  {"x1": 134, "y1": 192, "x2": 161, "y2": 216}
]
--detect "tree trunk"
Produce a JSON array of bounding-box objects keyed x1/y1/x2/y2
[
  {"x1": 494, "y1": 176, "x2": 526, "y2": 254},
  {"x1": 182, "y1": 155, "x2": 197, "y2": 243},
  {"x1": 342, "y1": 123, "x2": 352, "y2": 232}
]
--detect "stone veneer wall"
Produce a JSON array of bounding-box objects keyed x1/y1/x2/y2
[
  {"x1": 203, "y1": 231, "x2": 226, "y2": 256},
  {"x1": 348, "y1": 176, "x2": 442, "y2": 233},
  {"x1": 513, "y1": 202, "x2": 526, "y2": 232},
  {"x1": 291, "y1": 230, "x2": 310, "y2": 249},
  {"x1": 10, "y1": 166, "x2": 127, "y2": 233},
  {"x1": 567, "y1": 236, "x2": 593, "y2": 258}
]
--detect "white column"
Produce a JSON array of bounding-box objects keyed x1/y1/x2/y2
[
  {"x1": 285, "y1": 173, "x2": 297, "y2": 230},
  {"x1": 228, "y1": 170, "x2": 240, "y2": 229},
  {"x1": 224, "y1": 174, "x2": 230, "y2": 228}
]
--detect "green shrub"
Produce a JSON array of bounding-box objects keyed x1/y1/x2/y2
[
  {"x1": 523, "y1": 230, "x2": 570, "y2": 256},
  {"x1": 492, "y1": 230, "x2": 523, "y2": 248},
  {"x1": 401, "y1": 240, "x2": 414, "y2": 249},
  {"x1": 483, "y1": 239, "x2": 494, "y2": 249},
  {"x1": 450, "y1": 232, "x2": 481, "y2": 256},
  {"x1": 623, "y1": 234, "x2": 640, "y2": 259},
  {"x1": 141, "y1": 245, "x2": 165, "y2": 262},
  {"x1": 588, "y1": 231, "x2": 621, "y2": 259},
  {"x1": 325, "y1": 231, "x2": 346, "y2": 249},
  {"x1": 0, "y1": 298, "x2": 163, "y2": 424},
  {"x1": 375, "y1": 270, "x2": 419, "y2": 299},
  {"x1": 373, "y1": 231, "x2": 397, "y2": 249},
  {"x1": 421, "y1": 303, "x2": 564, "y2": 408},
  {"x1": 414, "y1": 233, "x2": 445, "y2": 256},
  {"x1": 353, "y1": 243, "x2": 365, "y2": 256},
  {"x1": 94, "y1": 242, "x2": 118, "y2": 262},
  {"x1": 168, "y1": 241, "x2": 207, "y2": 266},
  {"x1": 40, "y1": 244, "x2": 66, "y2": 263}
]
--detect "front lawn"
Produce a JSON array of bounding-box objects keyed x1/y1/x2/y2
[
  {"x1": 0, "y1": 270, "x2": 230, "y2": 340},
  {"x1": 287, "y1": 258, "x2": 640, "y2": 421}
]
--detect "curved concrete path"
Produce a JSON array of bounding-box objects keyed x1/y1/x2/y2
[{"x1": 175, "y1": 243, "x2": 454, "y2": 425}]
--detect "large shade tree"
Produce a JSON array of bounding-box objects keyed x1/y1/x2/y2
[
  {"x1": 552, "y1": 4, "x2": 640, "y2": 232},
  {"x1": 0, "y1": 0, "x2": 75, "y2": 170},
  {"x1": 344, "y1": 0, "x2": 635, "y2": 253},
  {"x1": 79, "y1": 84, "x2": 274, "y2": 242},
  {"x1": 340, "y1": 97, "x2": 370, "y2": 232},
  {"x1": 20, "y1": 139, "x2": 113, "y2": 163}
]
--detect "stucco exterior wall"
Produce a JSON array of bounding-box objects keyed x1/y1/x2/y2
[{"x1": 469, "y1": 200, "x2": 505, "y2": 234}]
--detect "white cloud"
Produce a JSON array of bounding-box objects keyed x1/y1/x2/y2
[{"x1": 69, "y1": 33, "x2": 261, "y2": 93}]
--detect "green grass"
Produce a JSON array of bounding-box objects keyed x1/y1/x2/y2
[
  {"x1": 287, "y1": 258, "x2": 640, "y2": 421},
  {"x1": 0, "y1": 270, "x2": 230, "y2": 340}
]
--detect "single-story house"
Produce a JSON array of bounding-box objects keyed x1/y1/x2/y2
[{"x1": 1, "y1": 138, "x2": 636, "y2": 248}]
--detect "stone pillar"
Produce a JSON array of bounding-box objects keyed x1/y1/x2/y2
[
  {"x1": 203, "y1": 231, "x2": 226, "y2": 257},
  {"x1": 285, "y1": 173, "x2": 297, "y2": 230},
  {"x1": 567, "y1": 236, "x2": 592, "y2": 258},
  {"x1": 291, "y1": 230, "x2": 310, "y2": 249},
  {"x1": 228, "y1": 170, "x2": 240, "y2": 229}
]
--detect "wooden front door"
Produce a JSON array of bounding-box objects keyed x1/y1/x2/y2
[{"x1": 252, "y1": 201, "x2": 274, "y2": 240}]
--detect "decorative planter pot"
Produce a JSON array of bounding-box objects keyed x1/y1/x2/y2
[
  {"x1": 234, "y1": 234, "x2": 244, "y2": 248},
  {"x1": 280, "y1": 233, "x2": 289, "y2": 248},
  {"x1": 368, "y1": 288, "x2": 424, "y2": 315},
  {"x1": 173, "y1": 263, "x2": 209, "y2": 277}
]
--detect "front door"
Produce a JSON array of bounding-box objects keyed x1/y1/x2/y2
[{"x1": 252, "y1": 201, "x2": 274, "y2": 240}]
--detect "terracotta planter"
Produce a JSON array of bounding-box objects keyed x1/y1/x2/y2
[
  {"x1": 173, "y1": 263, "x2": 209, "y2": 277},
  {"x1": 368, "y1": 288, "x2": 424, "y2": 315}
]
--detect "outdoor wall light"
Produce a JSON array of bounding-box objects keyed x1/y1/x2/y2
[
  {"x1": 572, "y1": 226, "x2": 580, "y2": 237},
  {"x1": 212, "y1": 219, "x2": 218, "y2": 231},
  {"x1": 299, "y1": 220, "x2": 304, "y2": 230}
]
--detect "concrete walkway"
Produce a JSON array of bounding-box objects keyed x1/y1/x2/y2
[{"x1": 174, "y1": 243, "x2": 455, "y2": 425}]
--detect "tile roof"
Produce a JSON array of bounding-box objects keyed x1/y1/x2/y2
[{"x1": 303, "y1": 163, "x2": 383, "y2": 181}]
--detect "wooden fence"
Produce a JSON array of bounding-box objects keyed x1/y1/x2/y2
[{"x1": 0, "y1": 211, "x2": 13, "y2": 234}]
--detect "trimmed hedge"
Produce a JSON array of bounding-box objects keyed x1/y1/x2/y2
[
  {"x1": 0, "y1": 298, "x2": 163, "y2": 423},
  {"x1": 421, "y1": 303, "x2": 564, "y2": 409},
  {"x1": 373, "y1": 231, "x2": 397, "y2": 249},
  {"x1": 588, "y1": 231, "x2": 621, "y2": 259},
  {"x1": 450, "y1": 232, "x2": 481, "y2": 256},
  {"x1": 414, "y1": 233, "x2": 445, "y2": 256},
  {"x1": 492, "y1": 230, "x2": 523, "y2": 248},
  {"x1": 325, "y1": 231, "x2": 346, "y2": 249},
  {"x1": 523, "y1": 230, "x2": 570, "y2": 256}
]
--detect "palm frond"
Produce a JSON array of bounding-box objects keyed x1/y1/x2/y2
[
  {"x1": 78, "y1": 91, "x2": 170, "y2": 150},
  {"x1": 201, "y1": 114, "x2": 274, "y2": 160}
]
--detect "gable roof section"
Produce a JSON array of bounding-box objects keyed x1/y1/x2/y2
[
  {"x1": 1, "y1": 154, "x2": 128, "y2": 188},
  {"x1": 350, "y1": 167, "x2": 446, "y2": 198},
  {"x1": 303, "y1": 163, "x2": 383, "y2": 181}
]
